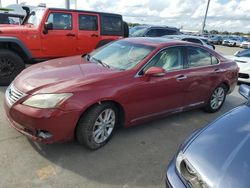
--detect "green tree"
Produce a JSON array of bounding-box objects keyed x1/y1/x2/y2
[
  {"x1": 222, "y1": 31, "x2": 229, "y2": 35},
  {"x1": 210, "y1": 30, "x2": 219, "y2": 34}
]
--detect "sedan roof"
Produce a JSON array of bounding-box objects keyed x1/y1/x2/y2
[{"x1": 123, "y1": 37, "x2": 189, "y2": 48}]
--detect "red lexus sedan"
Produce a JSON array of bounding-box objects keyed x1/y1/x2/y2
[{"x1": 4, "y1": 38, "x2": 238, "y2": 149}]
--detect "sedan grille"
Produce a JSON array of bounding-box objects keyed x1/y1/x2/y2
[{"x1": 5, "y1": 84, "x2": 26, "y2": 105}]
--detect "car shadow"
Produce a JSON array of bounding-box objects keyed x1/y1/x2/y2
[
  {"x1": 0, "y1": 86, "x2": 7, "y2": 94},
  {"x1": 27, "y1": 93, "x2": 246, "y2": 187}
]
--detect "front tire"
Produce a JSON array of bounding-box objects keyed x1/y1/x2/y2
[
  {"x1": 0, "y1": 49, "x2": 25, "y2": 86},
  {"x1": 76, "y1": 103, "x2": 118, "y2": 150},
  {"x1": 204, "y1": 84, "x2": 227, "y2": 113}
]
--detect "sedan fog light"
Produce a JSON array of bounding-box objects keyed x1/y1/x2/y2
[{"x1": 37, "y1": 130, "x2": 53, "y2": 139}]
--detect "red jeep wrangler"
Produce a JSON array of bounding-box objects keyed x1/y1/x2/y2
[{"x1": 0, "y1": 7, "x2": 128, "y2": 85}]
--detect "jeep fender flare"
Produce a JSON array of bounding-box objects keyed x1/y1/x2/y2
[{"x1": 0, "y1": 36, "x2": 32, "y2": 61}]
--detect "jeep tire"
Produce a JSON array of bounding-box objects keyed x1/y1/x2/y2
[{"x1": 0, "y1": 49, "x2": 25, "y2": 86}]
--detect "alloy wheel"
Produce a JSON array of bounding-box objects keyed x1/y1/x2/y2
[
  {"x1": 210, "y1": 87, "x2": 225, "y2": 110},
  {"x1": 93, "y1": 108, "x2": 116, "y2": 144}
]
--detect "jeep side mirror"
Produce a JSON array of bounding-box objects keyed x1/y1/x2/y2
[
  {"x1": 43, "y1": 22, "x2": 53, "y2": 34},
  {"x1": 239, "y1": 84, "x2": 250, "y2": 100}
]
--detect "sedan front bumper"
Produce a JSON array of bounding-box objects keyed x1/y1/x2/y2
[{"x1": 4, "y1": 99, "x2": 81, "y2": 144}]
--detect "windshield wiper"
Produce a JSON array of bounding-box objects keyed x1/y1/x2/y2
[
  {"x1": 91, "y1": 57, "x2": 110, "y2": 68},
  {"x1": 83, "y1": 54, "x2": 110, "y2": 68}
]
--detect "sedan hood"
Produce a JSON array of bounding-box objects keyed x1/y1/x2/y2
[
  {"x1": 13, "y1": 56, "x2": 119, "y2": 94},
  {"x1": 183, "y1": 105, "x2": 250, "y2": 188}
]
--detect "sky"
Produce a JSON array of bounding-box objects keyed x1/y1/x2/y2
[{"x1": 2, "y1": 0, "x2": 250, "y2": 33}]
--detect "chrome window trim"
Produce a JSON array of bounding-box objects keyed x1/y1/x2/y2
[{"x1": 134, "y1": 45, "x2": 221, "y2": 78}]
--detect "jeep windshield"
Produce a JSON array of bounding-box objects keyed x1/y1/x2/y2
[{"x1": 25, "y1": 8, "x2": 45, "y2": 26}]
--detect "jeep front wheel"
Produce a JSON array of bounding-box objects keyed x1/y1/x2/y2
[{"x1": 0, "y1": 49, "x2": 25, "y2": 86}]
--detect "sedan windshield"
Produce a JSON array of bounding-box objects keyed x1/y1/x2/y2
[
  {"x1": 131, "y1": 28, "x2": 148, "y2": 37},
  {"x1": 130, "y1": 26, "x2": 147, "y2": 35},
  {"x1": 89, "y1": 41, "x2": 154, "y2": 70},
  {"x1": 236, "y1": 49, "x2": 250, "y2": 57}
]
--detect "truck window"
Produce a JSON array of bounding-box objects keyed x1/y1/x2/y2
[
  {"x1": 47, "y1": 12, "x2": 72, "y2": 30},
  {"x1": 102, "y1": 16, "x2": 122, "y2": 32},
  {"x1": 78, "y1": 14, "x2": 98, "y2": 30}
]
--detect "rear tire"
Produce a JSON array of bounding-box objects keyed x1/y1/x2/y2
[
  {"x1": 0, "y1": 49, "x2": 25, "y2": 86},
  {"x1": 76, "y1": 103, "x2": 118, "y2": 150},
  {"x1": 204, "y1": 84, "x2": 227, "y2": 113}
]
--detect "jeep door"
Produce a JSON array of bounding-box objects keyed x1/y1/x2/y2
[
  {"x1": 76, "y1": 13, "x2": 100, "y2": 55},
  {"x1": 41, "y1": 11, "x2": 77, "y2": 57}
]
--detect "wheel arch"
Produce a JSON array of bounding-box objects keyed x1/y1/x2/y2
[
  {"x1": 76, "y1": 99, "x2": 126, "y2": 130},
  {"x1": 220, "y1": 81, "x2": 230, "y2": 93},
  {"x1": 0, "y1": 36, "x2": 32, "y2": 63}
]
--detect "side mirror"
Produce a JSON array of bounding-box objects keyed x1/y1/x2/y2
[
  {"x1": 43, "y1": 22, "x2": 53, "y2": 34},
  {"x1": 239, "y1": 84, "x2": 250, "y2": 100},
  {"x1": 144, "y1": 67, "x2": 165, "y2": 77}
]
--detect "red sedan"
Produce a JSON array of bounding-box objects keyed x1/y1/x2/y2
[{"x1": 4, "y1": 38, "x2": 238, "y2": 149}]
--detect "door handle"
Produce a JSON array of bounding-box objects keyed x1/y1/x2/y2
[
  {"x1": 91, "y1": 34, "x2": 99, "y2": 37},
  {"x1": 66, "y1": 33, "x2": 76, "y2": 37},
  {"x1": 214, "y1": 68, "x2": 225, "y2": 73},
  {"x1": 176, "y1": 75, "x2": 187, "y2": 81}
]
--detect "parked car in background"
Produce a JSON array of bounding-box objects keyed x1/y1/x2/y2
[
  {"x1": 240, "y1": 40, "x2": 250, "y2": 49},
  {"x1": 163, "y1": 35, "x2": 215, "y2": 50},
  {"x1": 166, "y1": 84, "x2": 250, "y2": 188},
  {"x1": 226, "y1": 49, "x2": 250, "y2": 84},
  {"x1": 223, "y1": 37, "x2": 241, "y2": 47},
  {"x1": 129, "y1": 25, "x2": 148, "y2": 36},
  {"x1": 223, "y1": 36, "x2": 248, "y2": 47},
  {"x1": 130, "y1": 25, "x2": 181, "y2": 37},
  {"x1": 0, "y1": 12, "x2": 24, "y2": 25},
  {"x1": 0, "y1": 7, "x2": 128, "y2": 86},
  {"x1": 4, "y1": 38, "x2": 238, "y2": 150},
  {"x1": 209, "y1": 35, "x2": 223, "y2": 45}
]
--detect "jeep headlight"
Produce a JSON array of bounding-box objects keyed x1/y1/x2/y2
[{"x1": 23, "y1": 93, "x2": 72, "y2": 109}]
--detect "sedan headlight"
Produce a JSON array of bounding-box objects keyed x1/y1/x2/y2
[
  {"x1": 175, "y1": 151, "x2": 208, "y2": 188},
  {"x1": 23, "y1": 93, "x2": 73, "y2": 109},
  {"x1": 176, "y1": 151, "x2": 185, "y2": 174}
]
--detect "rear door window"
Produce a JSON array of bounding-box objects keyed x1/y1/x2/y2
[
  {"x1": 102, "y1": 16, "x2": 122, "y2": 32},
  {"x1": 78, "y1": 14, "x2": 98, "y2": 30},
  {"x1": 187, "y1": 47, "x2": 217, "y2": 67},
  {"x1": 100, "y1": 14, "x2": 123, "y2": 36}
]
